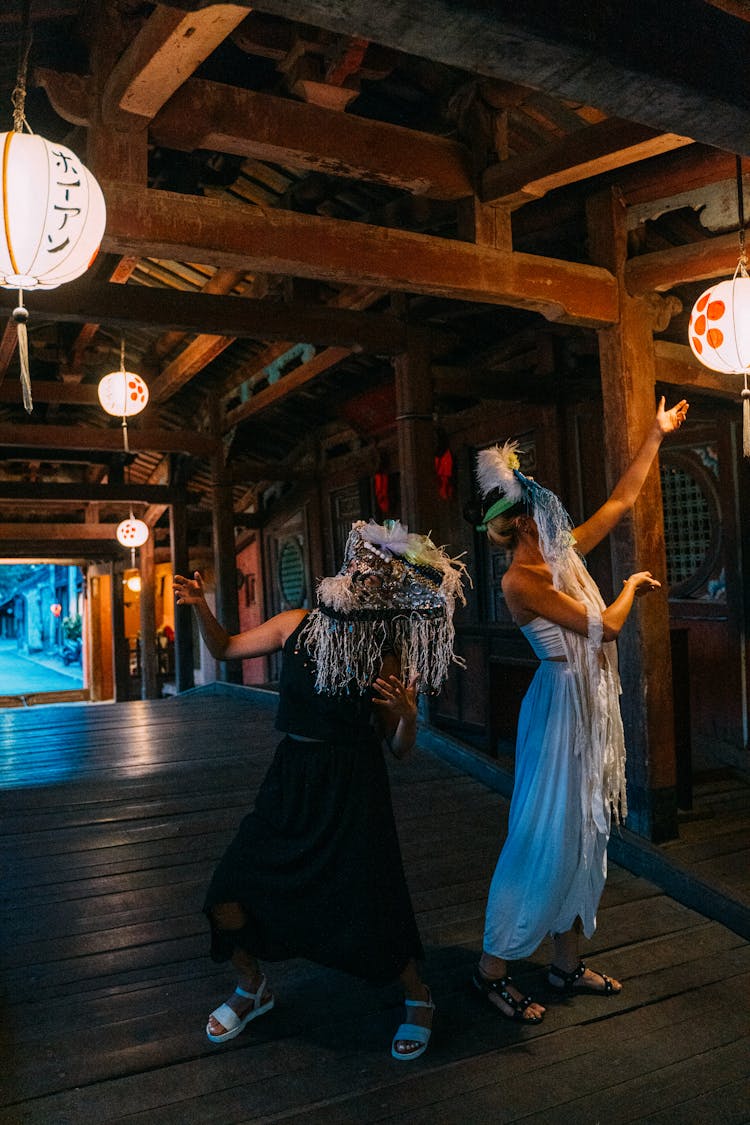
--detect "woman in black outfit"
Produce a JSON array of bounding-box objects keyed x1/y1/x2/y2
[{"x1": 173, "y1": 519, "x2": 465, "y2": 1060}]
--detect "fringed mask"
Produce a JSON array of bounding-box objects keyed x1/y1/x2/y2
[{"x1": 300, "y1": 519, "x2": 467, "y2": 696}]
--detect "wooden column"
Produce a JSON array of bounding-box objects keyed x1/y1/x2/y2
[
  {"x1": 170, "y1": 500, "x2": 194, "y2": 692},
  {"x1": 110, "y1": 561, "x2": 131, "y2": 702},
  {"x1": 394, "y1": 324, "x2": 438, "y2": 536},
  {"x1": 210, "y1": 403, "x2": 242, "y2": 684},
  {"x1": 587, "y1": 188, "x2": 678, "y2": 843},
  {"x1": 139, "y1": 535, "x2": 158, "y2": 699}
]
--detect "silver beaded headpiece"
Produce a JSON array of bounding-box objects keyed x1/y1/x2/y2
[{"x1": 299, "y1": 519, "x2": 466, "y2": 695}]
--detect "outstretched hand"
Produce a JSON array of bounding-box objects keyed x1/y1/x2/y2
[
  {"x1": 625, "y1": 571, "x2": 662, "y2": 597},
  {"x1": 372, "y1": 674, "x2": 418, "y2": 721},
  {"x1": 173, "y1": 571, "x2": 206, "y2": 606},
  {"x1": 656, "y1": 396, "x2": 689, "y2": 436}
]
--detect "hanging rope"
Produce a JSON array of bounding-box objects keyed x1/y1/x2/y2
[
  {"x1": 11, "y1": 0, "x2": 32, "y2": 135},
  {"x1": 736, "y1": 157, "x2": 750, "y2": 456}
]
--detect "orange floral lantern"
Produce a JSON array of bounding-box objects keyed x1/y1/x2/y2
[
  {"x1": 116, "y1": 518, "x2": 149, "y2": 549},
  {"x1": 98, "y1": 370, "x2": 149, "y2": 418},
  {"x1": 689, "y1": 272, "x2": 750, "y2": 455}
]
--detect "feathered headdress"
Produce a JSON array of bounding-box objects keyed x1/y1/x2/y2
[
  {"x1": 475, "y1": 441, "x2": 574, "y2": 565},
  {"x1": 300, "y1": 519, "x2": 467, "y2": 695}
]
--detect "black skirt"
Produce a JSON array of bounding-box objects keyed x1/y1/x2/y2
[{"x1": 204, "y1": 732, "x2": 424, "y2": 984}]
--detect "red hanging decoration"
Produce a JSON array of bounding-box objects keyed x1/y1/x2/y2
[
  {"x1": 374, "y1": 471, "x2": 390, "y2": 513},
  {"x1": 434, "y1": 448, "x2": 454, "y2": 500}
]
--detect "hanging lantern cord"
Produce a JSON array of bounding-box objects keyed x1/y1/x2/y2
[
  {"x1": 11, "y1": 0, "x2": 32, "y2": 135},
  {"x1": 120, "y1": 336, "x2": 129, "y2": 451},
  {"x1": 737, "y1": 155, "x2": 747, "y2": 272}
]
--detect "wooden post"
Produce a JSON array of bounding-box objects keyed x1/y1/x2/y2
[
  {"x1": 587, "y1": 187, "x2": 678, "y2": 843},
  {"x1": 139, "y1": 535, "x2": 158, "y2": 699},
  {"x1": 210, "y1": 401, "x2": 242, "y2": 683},
  {"x1": 110, "y1": 561, "x2": 131, "y2": 702},
  {"x1": 169, "y1": 500, "x2": 194, "y2": 692},
  {"x1": 394, "y1": 322, "x2": 438, "y2": 537}
]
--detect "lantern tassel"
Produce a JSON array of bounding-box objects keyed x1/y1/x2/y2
[
  {"x1": 12, "y1": 294, "x2": 32, "y2": 413},
  {"x1": 743, "y1": 377, "x2": 750, "y2": 458}
]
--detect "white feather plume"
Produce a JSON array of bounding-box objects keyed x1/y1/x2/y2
[
  {"x1": 356, "y1": 518, "x2": 412, "y2": 556},
  {"x1": 475, "y1": 441, "x2": 524, "y2": 502}
]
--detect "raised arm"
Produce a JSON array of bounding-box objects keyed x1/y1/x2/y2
[
  {"x1": 173, "y1": 571, "x2": 306, "y2": 659},
  {"x1": 572, "y1": 397, "x2": 688, "y2": 556}
]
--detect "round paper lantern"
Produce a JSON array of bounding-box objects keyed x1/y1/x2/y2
[
  {"x1": 116, "y1": 518, "x2": 149, "y2": 549},
  {"x1": 98, "y1": 370, "x2": 149, "y2": 417},
  {"x1": 0, "y1": 132, "x2": 106, "y2": 290},
  {"x1": 688, "y1": 277, "x2": 750, "y2": 374},
  {"x1": 125, "y1": 574, "x2": 142, "y2": 593}
]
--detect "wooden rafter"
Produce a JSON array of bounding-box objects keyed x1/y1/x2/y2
[
  {"x1": 151, "y1": 78, "x2": 473, "y2": 199},
  {"x1": 0, "y1": 424, "x2": 218, "y2": 457},
  {"x1": 0, "y1": 483, "x2": 181, "y2": 503},
  {"x1": 0, "y1": 524, "x2": 120, "y2": 540},
  {"x1": 626, "y1": 231, "x2": 740, "y2": 294},
  {"x1": 482, "y1": 119, "x2": 693, "y2": 208},
  {"x1": 224, "y1": 347, "x2": 353, "y2": 428},
  {"x1": 101, "y1": 3, "x2": 250, "y2": 127},
  {"x1": 0, "y1": 282, "x2": 408, "y2": 353},
  {"x1": 99, "y1": 183, "x2": 618, "y2": 326}
]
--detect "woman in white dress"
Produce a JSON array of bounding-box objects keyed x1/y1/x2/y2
[{"x1": 471, "y1": 396, "x2": 689, "y2": 1023}]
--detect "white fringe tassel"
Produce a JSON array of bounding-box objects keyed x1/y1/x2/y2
[
  {"x1": 299, "y1": 609, "x2": 465, "y2": 696},
  {"x1": 13, "y1": 293, "x2": 32, "y2": 413}
]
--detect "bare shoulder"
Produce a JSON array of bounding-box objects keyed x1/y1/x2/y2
[
  {"x1": 501, "y1": 560, "x2": 553, "y2": 620},
  {"x1": 273, "y1": 608, "x2": 309, "y2": 647}
]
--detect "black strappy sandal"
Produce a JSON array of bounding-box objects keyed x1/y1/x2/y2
[
  {"x1": 472, "y1": 968, "x2": 544, "y2": 1023},
  {"x1": 547, "y1": 959, "x2": 621, "y2": 996}
]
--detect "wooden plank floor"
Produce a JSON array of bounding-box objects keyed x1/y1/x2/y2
[{"x1": 1, "y1": 694, "x2": 748, "y2": 1125}]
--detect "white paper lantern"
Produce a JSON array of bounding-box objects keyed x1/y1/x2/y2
[
  {"x1": 688, "y1": 277, "x2": 750, "y2": 373},
  {"x1": 0, "y1": 130, "x2": 106, "y2": 413},
  {"x1": 116, "y1": 518, "x2": 149, "y2": 548},
  {"x1": 98, "y1": 370, "x2": 149, "y2": 417},
  {"x1": 689, "y1": 273, "x2": 750, "y2": 455},
  {"x1": 0, "y1": 132, "x2": 106, "y2": 290}
]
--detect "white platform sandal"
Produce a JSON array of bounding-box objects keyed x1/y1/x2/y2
[
  {"x1": 391, "y1": 989, "x2": 435, "y2": 1061},
  {"x1": 206, "y1": 976, "x2": 275, "y2": 1043}
]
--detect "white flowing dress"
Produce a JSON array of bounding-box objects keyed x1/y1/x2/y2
[{"x1": 483, "y1": 615, "x2": 612, "y2": 960}]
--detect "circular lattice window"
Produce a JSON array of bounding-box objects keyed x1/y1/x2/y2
[
  {"x1": 277, "y1": 538, "x2": 306, "y2": 608},
  {"x1": 660, "y1": 453, "x2": 721, "y2": 597}
]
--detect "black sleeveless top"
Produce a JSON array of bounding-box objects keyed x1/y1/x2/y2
[{"x1": 274, "y1": 618, "x2": 376, "y2": 744}]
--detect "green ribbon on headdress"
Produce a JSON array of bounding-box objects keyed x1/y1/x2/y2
[{"x1": 476, "y1": 494, "x2": 517, "y2": 531}]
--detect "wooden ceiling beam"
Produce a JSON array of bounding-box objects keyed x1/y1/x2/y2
[
  {"x1": 482, "y1": 119, "x2": 693, "y2": 208},
  {"x1": 246, "y1": 0, "x2": 750, "y2": 155},
  {"x1": 0, "y1": 280, "x2": 408, "y2": 353},
  {"x1": 150, "y1": 335, "x2": 235, "y2": 404},
  {"x1": 101, "y1": 3, "x2": 250, "y2": 127},
  {"x1": 0, "y1": 383, "x2": 99, "y2": 406},
  {"x1": 151, "y1": 78, "x2": 474, "y2": 200},
  {"x1": 625, "y1": 231, "x2": 738, "y2": 294},
  {"x1": 0, "y1": 523, "x2": 120, "y2": 540},
  {"x1": 0, "y1": 424, "x2": 217, "y2": 457},
  {"x1": 0, "y1": 483, "x2": 182, "y2": 503},
  {"x1": 225, "y1": 346, "x2": 352, "y2": 427},
  {"x1": 99, "y1": 183, "x2": 618, "y2": 326}
]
